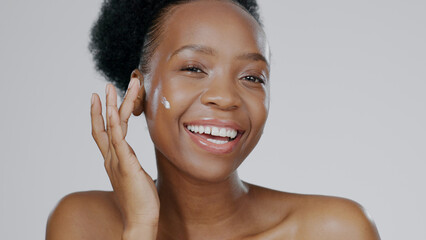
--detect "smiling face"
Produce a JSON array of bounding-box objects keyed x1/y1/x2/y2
[{"x1": 141, "y1": 0, "x2": 270, "y2": 182}]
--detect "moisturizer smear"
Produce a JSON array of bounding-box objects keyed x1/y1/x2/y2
[{"x1": 161, "y1": 96, "x2": 171, "y2": 109}]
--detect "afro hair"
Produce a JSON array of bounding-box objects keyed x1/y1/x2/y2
[{"x1": 89, "y1": 0, "x2": 261, "y2": 95}]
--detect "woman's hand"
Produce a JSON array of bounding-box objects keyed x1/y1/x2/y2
[{"x1": 90, "y1": 79, "x2": 159, "y2": 239}]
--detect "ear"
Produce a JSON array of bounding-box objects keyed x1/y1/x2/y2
[{"x1": 131, "y1": 69, "x2": 145, "y2": 116}]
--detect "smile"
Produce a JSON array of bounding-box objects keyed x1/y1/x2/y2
[
  {"x1": 186, "y1": 125, "x2": 238, "y2": 144},
  {"x1": 184, "y1": 120, "x2": 244, "y2": 154}
]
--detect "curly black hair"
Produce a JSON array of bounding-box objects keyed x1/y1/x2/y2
[{"x1": 89, "y1": 0, "x2": 261, "y2": 96}]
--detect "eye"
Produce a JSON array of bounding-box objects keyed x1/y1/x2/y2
[
  {"x1": 181, "y1": 65, "x2": 204, "y2": 73},
  {"x1": 242, "y1": 75, "x2": 265, "y2": 84}
]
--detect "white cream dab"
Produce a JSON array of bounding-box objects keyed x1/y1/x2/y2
[{"x1": 161, "y1": 96, "x2": 171, "y2": 109}]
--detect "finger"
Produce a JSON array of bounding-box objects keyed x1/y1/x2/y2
[
  {"x1": 118, "y1": 78, "x2": 139, "y2": 136},
  {"x1": 105, "y1": 83, "x2": 118, "y2": 135},
  {"x1": 106, "y1": 84, "x2": 118, "y2": 117},
  {"x1": 133, "y1": 81, "x2": 145, "y2": 116},
  {"x1": 105, "y1": 84, "x2": 119, "y2": 166},
  {"x1": 90, "y1": 93, "x2": 109, "y2": 159},
  {"x1": 109, "y1": 104, "x2": 139, "y2": 174}
]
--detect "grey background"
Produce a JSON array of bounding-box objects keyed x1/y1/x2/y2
[{"x1": 1, "y1": 0, "x2": 425, "y2": 239}]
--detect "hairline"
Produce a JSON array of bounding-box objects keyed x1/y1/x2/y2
[{"x1": 139, "y1": 0, "x2": 263, "y2": 75}]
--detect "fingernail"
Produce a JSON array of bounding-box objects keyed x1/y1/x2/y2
[{"x1": 91, "y1": 94, "x2": 95, "y2": 105}]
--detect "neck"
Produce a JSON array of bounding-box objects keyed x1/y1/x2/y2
[{"x1": 155, "y1": 151, "x2": 250, "y2": 237}]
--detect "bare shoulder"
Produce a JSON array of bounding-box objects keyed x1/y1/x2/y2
[
  {"x1": 289, "y1": 194, "x2": 381, "y2": 240},
  {"x1": 46, "y1": 191, "x2": 123, "y2": 240},
  {"x1": 245, "y1": 185, "x2": 380, "y2": 240}
]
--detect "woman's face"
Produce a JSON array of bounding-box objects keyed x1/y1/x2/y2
[{"x1": 143, "y1": 0, "x2": 270, "y2": 182}]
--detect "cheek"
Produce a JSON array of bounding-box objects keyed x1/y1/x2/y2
[
  {"x1": 251, "y1": 102, "x2": 268, "y2": 139},
  {"x1": 145, "y1": 80, "x2": 165, "y2": 128},
  {"x1": 144, "y1": 79, "x2": 172, "y2": 146},
  {"x1": 161, "y1": 76, "x2": 202, "y2": 114},
  {"x1": 144, "y1": 76, "x2": 200, "y2": 153},
  {"x1": 235, "y1": 89, "x2": 268, "y2": 158},
  {"x1": 247, "y1": 86, "x2": 269, "y2": 122},
  {"x1": 245, "y1": 89, "x2": 269, "y2": 142}
]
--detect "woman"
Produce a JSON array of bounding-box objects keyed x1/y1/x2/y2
[{"x1": 46, "y1": 0, "x2": 381, "y2": 239}]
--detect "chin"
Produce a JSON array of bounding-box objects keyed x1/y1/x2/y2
[
  {"x1": 183, "y1": 161, "x2": 239, "y2": 183},
  {"x1": 159, "y1": 149, "x2": 245, "y2": 184}
]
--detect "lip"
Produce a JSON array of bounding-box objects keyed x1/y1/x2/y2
[{"x1": 183, "y1": 119, "x2": 245, "y2": 154}]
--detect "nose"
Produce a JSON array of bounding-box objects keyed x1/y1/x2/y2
[{"x1": 200, "y1": 74, "x2": 242, "y2": 111}]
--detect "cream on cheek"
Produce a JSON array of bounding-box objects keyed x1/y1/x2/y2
[
  {"x1": 161, "y1": 96, "x2": 171, "y2": 109},
  {"x1": 146, "y1": 84, "x2": 171, "y2": 129},
  {"x1": 147, "y1": 81, "x2": 171, "y2": 111}
]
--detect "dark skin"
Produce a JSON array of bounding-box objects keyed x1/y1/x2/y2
[{"x1": 46, "y1": 1, "x2": 380, "y2": 239}]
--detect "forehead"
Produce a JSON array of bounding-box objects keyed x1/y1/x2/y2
[{"x1": 158, "y1": 0, "x2": 268, "y2": 59}]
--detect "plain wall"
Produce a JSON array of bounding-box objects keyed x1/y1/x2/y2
[{"x1": 0, "y1": 0, "x2": 425, "y2": 239}]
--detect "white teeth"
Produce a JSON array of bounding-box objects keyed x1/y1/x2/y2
[
  {"x1": 211, "y1": 127, "x2": 219, "y2": 136},
  {"x1": 230, "y1": 130, "x2": 237, "y2": 139},
  {"x1": 205, "y1": 126, "x2": 211, "y2": 134},
  {"x1": 186, "y1": 125, "x2": 239, "y2": 139},
  {"x1": 207, "y1": 139, "x2": 228, "y2": 144}
]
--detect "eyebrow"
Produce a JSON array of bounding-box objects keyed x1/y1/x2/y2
[
  {"x1": 169, "y1": 44, "x2": 269, "y2": 67},
  {"x1": 236, "y1": 52, "x2": 269, "y2": 67},
  {"x1": 170, "y1": 44, "x2": 217, "y2": 59}
]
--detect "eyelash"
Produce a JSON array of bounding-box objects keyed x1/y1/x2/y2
[
  {"x1": 180, "y1": 65, "x2": 265, "y2": 84},
  {"x1": 181, "y1": 65, "x2": 204, "y2": 73},
  {"x1": 242, "y1": 75, "x2": 265, "y2": 84}
]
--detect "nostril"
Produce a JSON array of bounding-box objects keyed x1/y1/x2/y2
[
  {"x1": 201, "y1": 95, "x2": 241, "y2": 110},
  {"x1": 199, "y1": 80, "x2": 242, "y2": 109}
]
